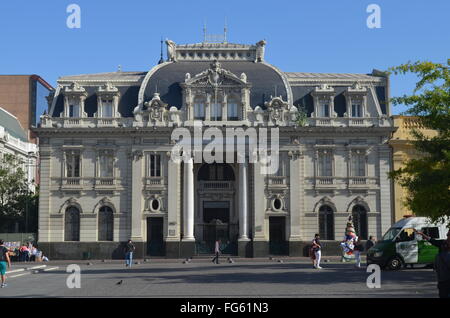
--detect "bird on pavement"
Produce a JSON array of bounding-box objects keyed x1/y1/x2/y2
[{"x1": 116, "y1": 280, "x2": 123, "y2": 285}]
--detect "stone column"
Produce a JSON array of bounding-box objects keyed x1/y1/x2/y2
[
  {"x1": 183, "y1": 157, "x2": 195, "y2": 240},
  {"x1": 181, "y1": 157, "x2": 195, "y2": 257},
  {"x1": 252, "y1": 161, "x2": 268, "y2": 257},
  {"x1": 238, "y1": 162, "x2": 250, "y2": 256},
  {"x1": 166, "y1": 156, "x2": 181, "y2": 257},
  {"x1": 239, "y1": 162, "x2": 249, "y2": 239},
  {"x1": 130, "y1": 151, "x2": 144, "y2": 242},
  {"x1": 288, "y1": 151, "x2": 302, "y2": 256}
]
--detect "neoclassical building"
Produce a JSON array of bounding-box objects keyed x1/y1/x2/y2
[{"x1": 35, "y1": 39, "x2": 395, "y2": 259}]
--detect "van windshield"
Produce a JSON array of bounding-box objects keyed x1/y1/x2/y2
[{"x1": 382, "y1": 227, "x2": 402, "y2": 241}]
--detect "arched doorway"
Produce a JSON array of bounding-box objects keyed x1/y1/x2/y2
[
  {"x1": 65, "y1": 206, "x2": 80, "y2": 241},
  {"x1": 352, "y1": 205, "x2": 368, "y2": 240},
  {"x1": 196, "y1": 163, "x2": 237, "y2": 254},
  {"x1": 319, "y1": 205, "x2": 334, "y2": 240},
  {"x1": 98, "y1": 206, "x2": 114, "y2": 241}
]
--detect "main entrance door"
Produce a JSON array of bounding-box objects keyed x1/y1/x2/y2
[
  {"x1": 197, "y1": 201, "x2": 237, "y2": 254},
  {"x1": 147, "y1": 217, "x2": 164, "y2": 256},
  {"x1": 269, "y1": 216, "x2": 288, "y2": 255}
]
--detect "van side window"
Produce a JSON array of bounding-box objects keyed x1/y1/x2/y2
[
  {"x1": 397, "y1": 228, "x2": 415, "y2": 242},
  {"x1": 422, "y1": 227, "x2": 440, "y2": 239}
]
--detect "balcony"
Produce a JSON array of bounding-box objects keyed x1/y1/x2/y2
[
  {"x1": 267, "y1": 176, "x2": 287, "y2": 187},
  {"x1": 144, "y1": 177, "x2": 165, "y2": 189},
  {"x1": 198, "y1": 181, "x2": 233, "y2": 191},
  {"x1": 60, "y1": 177, "x2": 83, "y2": 190}
]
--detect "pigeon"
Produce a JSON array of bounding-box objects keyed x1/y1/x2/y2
[
  {"x1": 134, "y1": 261, "x2": 140, "y2": 265},
  {"x1": 87, "y1": 262, "x2": 93, "y2": 266},
  {"x1": 116, "y1": 280, "x2": 123, "y2": 285},
  {"x1": 277, "y1": 259, "x2": 284, "y2": 263}
]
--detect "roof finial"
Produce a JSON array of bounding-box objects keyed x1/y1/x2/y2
[
  {"x1": 224, "y1": 17, "x2": 228, "y2": 43},
  {"x1": 158, "y1": 37, "x2": 164, "y2": 64},
  {"x1": 203, "y1": 20, "x2": 207, "y2": 43},
  {"x1": 117, "y1": 65, "x2": 122, "y2": 72}
]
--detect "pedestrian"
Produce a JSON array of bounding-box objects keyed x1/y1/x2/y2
[
  {"x1": 365, "y1": 235, "x2": 376, "y2": 252},
  {"x1": 353, "y1": 238, "x2": 364, "y2": 268},
  {"x1": 0, "y1": 239, "x2": 11, "y2": 288},
  {"x1": 125, "y1": 239, "x2": 135, "y2": 268},
  {"x1": 416, "y1": 229, "x2": 450, "y2": 298},
  {"x1": 211, "y1": 240, "x2": 221, "y2": 264},
  {"x1": 311, "y1": 234, "x2": 322, "y2": 269}
]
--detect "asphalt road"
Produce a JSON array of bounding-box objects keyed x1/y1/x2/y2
[{"x1": 0, "y1": 259, "x2": 439, "y2": 298}]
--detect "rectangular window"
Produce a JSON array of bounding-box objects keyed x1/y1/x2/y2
[
  {"x1": 101, "y1": 100, "x2": 113, "y2": 118},
  {"x1": 227, "y1": 102, "x2": 238, "y2": 120},
  {"x1": 318, "y1": 152, "x2": 332, "y2": 176},
  {"x1": 351, "y1": 104, "x2": 362, "y2": 117},
  {"x1": 211, "y1": 103, "x2": 222, "y2": 121},
  {"x1": 66, "y1": 152, "x2": 80, "y2": 177},
  {"x1": 319, "y1": 103, "x2": 329, "y2": 117},
  {"x1": 194, "y1": 102, "x2": 205, "y2": 120},
  {"x1": 351, "y1": 152, "x2": 365, "y2": 176},
  {"x1": 99, "y1": 154, "x2": 114, "y2": 178},
  {"x1": 148, "y1": 154, "x2": 161, "y2": 177},
  {"x1": 69, "y1": 104, "x2": 80, "y2": 118}
]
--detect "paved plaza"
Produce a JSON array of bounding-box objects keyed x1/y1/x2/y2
[{"x1": 0, "y1": 258, "x2": 439, "y2": 298}]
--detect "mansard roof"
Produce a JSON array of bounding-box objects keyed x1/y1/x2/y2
[
  {"x1": 58, "y1": 71, "x2": 146, "y2": 82},
  {"x1": 140, "y1": 61, "x2": 289, "y2": 110}
]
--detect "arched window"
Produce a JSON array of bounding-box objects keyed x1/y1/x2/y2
[
  {"x1": 65, "y1": 206, "x2": 80, "y2": 241},
  {"x1": 194, "y1": 99, "x2": 205, "y2": 120},
  {"x1": 352, "y1": 205, "x2": 368, "y2": 240},
  {"x1": 227, "y1": 99, "x2": 239, "y2": 121},
  {"x1": 98, "y1": 206, "x2": 114, "y2": 241},
  {"x1": 319, "y1": 205, "x2": 334, "y2": 240}
]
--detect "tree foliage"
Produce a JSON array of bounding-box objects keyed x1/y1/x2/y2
[
  {"x1": 389, "y1": 60, "x2": 450, "y2": 225},
  {"x1": 0, "y1": 153, "x2": 38, "y2": 232}
]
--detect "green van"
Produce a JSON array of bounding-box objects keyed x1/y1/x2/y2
[{"x1": 367, "y1": 216, "x2": 448, "y2": 270}]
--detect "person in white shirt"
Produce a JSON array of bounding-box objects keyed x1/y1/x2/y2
[{"x1": 211, "y1": 240, "x2": 221, "y2": 264}]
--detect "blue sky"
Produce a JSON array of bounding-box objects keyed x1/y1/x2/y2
[{"x1": 1, "y1": 0, "x2": 448, "y2": 114}]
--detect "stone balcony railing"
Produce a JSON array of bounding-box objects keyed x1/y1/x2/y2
[
  {"x1": 308, "y1": 117, "x2": 391, "y2": 127},
  {"x1": 267, "y1": 176, "x2": 287, "y2": 186},
  {"x1": 198, "y1": 181, "x2": 233, "y2": 190},
  {"x1": 38, "y1": 115, "x2": 393, "y2": 129}
]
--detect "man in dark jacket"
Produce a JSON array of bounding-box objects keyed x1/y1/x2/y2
[
  {"x1": 416, "y1": 229, "x2": 450, "y2": 298},
  {"x1": 125, "y1": 239, "x2": 135, "y2": 268}
]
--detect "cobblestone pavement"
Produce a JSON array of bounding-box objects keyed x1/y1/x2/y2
[{"x1": 0, "y1": 258, "x2": 438, "y2": 298}]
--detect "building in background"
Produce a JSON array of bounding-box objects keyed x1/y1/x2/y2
[
  {"x1": 0, "y1": 75, "x2": 54, "y2": 143},
  {"x1": 0, "y1": 107, "x2": 38, "y2": 192},
  {"x1": 35, "y1": 38, "x2": 395, "y2": 259},
  {"x1": 389, "y1": 116, "x2": 438, "y2": 221}
]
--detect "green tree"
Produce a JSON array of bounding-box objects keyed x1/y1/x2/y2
[
  {"x1": 0, "y1": 153, "x2": 38, "y2": 232},
  {"x1": 389, "y1": 60, "x2": 450, "y2": 225}
]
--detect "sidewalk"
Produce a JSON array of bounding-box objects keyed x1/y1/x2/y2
[{"x1": 7, "y1": 255, "x2": 365, "y2": 266}]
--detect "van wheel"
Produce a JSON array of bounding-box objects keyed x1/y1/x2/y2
[{"x1": 387, "y1": 256, "x2": 403, "y2": 270}]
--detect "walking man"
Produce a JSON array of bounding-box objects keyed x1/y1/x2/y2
[
  {"x1": 211, "y1": 240, "x2": 221, "y2": 264},
  {"x1": 365, "y1": 235, "x2": 376, "y2": 252},
  {"x1": 0, "y1": 240, "x2": 11, "y2": 288},
  {"x1": 416, "y1": 229, "x2": 450, "y2": 298},
  {"x1": 125, "y1": 239, "x2": 135, "y2": 268},
  {"x1": 353, "y1": 238, "x2": 364, "y2": 268},
  {"x1": 312, "y1": 234, "x2": 322, "y2": 269}
]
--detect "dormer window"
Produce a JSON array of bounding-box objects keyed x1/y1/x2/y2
[
  {"x1": 319, "y1": 101, "x2": 330, "y2": 117},
  {"x1": 227, "y1": 99, "x2": 238, "y2": 121},
  {"x1": 211, "y1": 102, "x2": 222, "y2": 121},
  {"x1": 101, "y1": 99, "x2": 113, "y2": 118},
  {"x1": 351, "y1": 103, "x2": 363, "y2": 117},
  {"x1": 68, "y1": 102, "x2": 80, "y2": 118},
  {"x1": 194, "y1": 100, "x2": 205, "y2": 120}
]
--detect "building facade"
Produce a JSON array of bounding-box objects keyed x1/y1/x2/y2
[
  {"x1": 389, "y1": 116, "x2": 438, "y2": 221},
  {"x1": 35, "y1": 39, "x2": 395, "y2": 259},
  {"x1": 0, "y1": 107, "x2": 38, "y2": 192}
]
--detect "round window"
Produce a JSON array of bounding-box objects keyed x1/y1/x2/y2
[
  {"x1": 150, "y1": 199, "x2": 160, "y2": 212},
  {"x1": 273, "y1": 198, "x2": 282, "y2": 211}
]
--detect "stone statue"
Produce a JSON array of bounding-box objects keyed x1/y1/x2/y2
[
  {"x1": 165, "y1": 39, "x2": 176, "y2": 62},
  {"x1": 255, "y1": 40, "x2": 266, "y2": 62}
]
